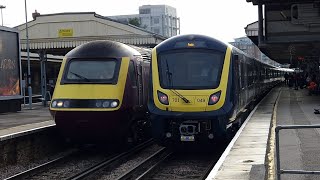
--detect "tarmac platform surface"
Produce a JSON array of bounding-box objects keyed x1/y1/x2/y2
[
  {"x1": 0, "y1": 104, "x2": 54, "y2": 138},
  {"x1": 207, "y1": 85, "x2": 320, "y2": 180},
  {"x1": 276, "y1": 87, "x2": 320, "y2": 180}
]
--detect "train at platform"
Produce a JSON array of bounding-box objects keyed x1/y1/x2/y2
[
  {"x1": 50, "y1": 40, "x2": 151, "y2": 144},
  {"x1": 148, "y1": 34, "x2": 289, "y2": 146}
]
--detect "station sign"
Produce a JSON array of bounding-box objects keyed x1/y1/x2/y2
[{"x1": 58, "y1": 28, "x2": 73, "y2": 37}]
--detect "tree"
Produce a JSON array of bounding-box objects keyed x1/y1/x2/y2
[{"x1": 128, "y1": 18, "x2": 141, "y2": 27}]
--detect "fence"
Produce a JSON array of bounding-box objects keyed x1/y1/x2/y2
[{"x1": 275, "y1": 124, "x2": 320, "y2": 180}]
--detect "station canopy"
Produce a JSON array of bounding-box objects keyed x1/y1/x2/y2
[
  {"x1": 245, "y1": 0, "x2": 320, "y2": 65},
  {"x1": 16, "y1": 12, "x2": 166, "y2": 56},
  {"x1": 246, "y1": 0, "x2": 316, "y2": 5}
]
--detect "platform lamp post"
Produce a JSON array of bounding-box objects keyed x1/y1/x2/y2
[
  {"x1": 24, "y1": 0, "x2": 32, "y2": 109},
  {"x1": 0, "y1": 5, "x2": 5, "y2": 26}
]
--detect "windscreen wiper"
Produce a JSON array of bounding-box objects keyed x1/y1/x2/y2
[
  {"x1": 165, "y1": 59, "x2": 190, "y2": 103},
  {"x1": 69, "y1": 71, "x2": 90, "y2": 82}
]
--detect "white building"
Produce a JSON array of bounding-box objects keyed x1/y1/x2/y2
[
  {"x1": 230, "y1": 37, "x2": 281, "y2": 66},
  {"x1": 108, "y1": 5, "x2": 180, "y2": 38},
  {"x1": 230, "y1": 36, "x2": 278, "y2": 65}
]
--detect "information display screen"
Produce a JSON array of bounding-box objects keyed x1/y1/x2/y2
[{"x1": 0, "y1": 30, "x2": 20, "y2": 97}]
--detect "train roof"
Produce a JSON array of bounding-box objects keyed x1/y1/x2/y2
[
  {"x1": 154, "y1": 34, "x2": 228, "y2": 53},
  {"x1": 127, "y1": 45, "x2": 151, "y2": 61},
  {"x1": 65, "y1": 40, "x2": 149, "y2": 59},
  {"x1": 154, "y1": 34, "x2": 290, "y2": 71}
]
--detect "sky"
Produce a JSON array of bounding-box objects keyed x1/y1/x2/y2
[{"x1": 0, "y1": 0, "x2": 258, "y2": 43}]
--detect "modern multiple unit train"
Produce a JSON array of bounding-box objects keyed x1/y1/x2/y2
[
  {"x1": 147, "y1": 34, "x2": 287, "y2": 145},
  {"x1": 49, "y1": 40, "x2": 151, "y2": 143}
]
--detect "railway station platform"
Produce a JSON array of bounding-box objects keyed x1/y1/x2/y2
[
  {"x1": 207, "y1": 85, "x2": 320, "y2": 180},
  {"x1": 0, "y1": 103, "x2": 54, "y2": 139},
  {"x1": 2, "y1": 86, "x2": 320, "y2": 180}
]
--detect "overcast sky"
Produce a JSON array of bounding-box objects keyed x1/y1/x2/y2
[{"x1": 0, "y1": 0, "x2": 257, "y2": 43}]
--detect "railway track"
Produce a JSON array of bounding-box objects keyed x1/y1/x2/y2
[
  {"x1": 132, "y1": 150, "x2": 222, "y2": 180},
  {"x1": 5, "y1": 139, "x2": 154, "y2": 180},
  {"x1": 115, "y1": 147, "x2": 172, "y2": 180},
  {"x1": 4, "y1": 148, "x2": 79, "y2": 180},
  {"x1": 80, "y1": 144, "x2": 228, "y2": 180},
  {"x1": 5, "y1": 128, "x2": 237, "y2": 180},
  {"x1": 68, "y1": 139, "x2": 155, "y2": 180}
]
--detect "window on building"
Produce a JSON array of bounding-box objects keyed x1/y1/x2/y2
[
  {"x1": 153, "y1": 17, "x2": 160, "y2": 24},
  {"x1": 172, "y1": 18, "x2": 176, "y2": 26},
  {"x1": 139, "y1": 8, "x2": 151, "y2": 14},
  {"x1": 154, "y1": 28, "x2": 160, "y2": 34}
]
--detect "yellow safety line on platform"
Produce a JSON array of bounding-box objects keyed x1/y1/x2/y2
[{"x1": 266, "y1": 87, "x2": 282, "y2": 180}]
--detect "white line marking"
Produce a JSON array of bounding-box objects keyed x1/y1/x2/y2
[{"x1": 0, "y1": 123, "x2": 55, "y2": 141}]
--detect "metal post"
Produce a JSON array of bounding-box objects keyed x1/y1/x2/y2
[
  {"x1": 25, "y1": 0, "x2": 32, "y2": 109},
  {"x1": 178, "y1": 17, "x2": 180, "y2": 35},
  {"x1": 39, "y1": 51, "x2": 47, "y2": 107},
  {"x1": 0, "y1": 5, "x2": 5, "y2": 26},
  {"x1": 275, "y1": 126, "x2": 281, "y2": 180},
  {"x1": 0, "y1": 8, "x2": 2, "y2": 26},
  {"x1": 258, "y1": 3, "x2": 264, "y2": 45}
]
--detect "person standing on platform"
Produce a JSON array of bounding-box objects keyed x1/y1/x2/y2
[{"x1": 284, "y1": 73, "x2": 289, "y2": 85}]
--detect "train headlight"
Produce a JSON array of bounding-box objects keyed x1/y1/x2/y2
[
  {"x1": 63, "y1": 100, "x2": 70, "y2": 108},
  {"x1": 208, "y1": 91, "x2": 221, "y2": 105},
  {"x1": 157, "y1": 91, "x2": 169, "y2": 105},
  {"x1": 95, "y1": 101, "x2": 102, "y2": 108},
  {"x1": 57, "y1": 101, "x2": 64, "y2": 107},
  {"x1": 110, "y1": 101, "x2": 118, "y2": 108},
  {"x1": 51, "y1": 100, "x2": 57, "y2": 108},
  {"x1": 102, "y1": 101, "x2": 110, "y2": 108}
]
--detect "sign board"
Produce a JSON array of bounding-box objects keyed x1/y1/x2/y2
[
  {"x1": 0, "y1": 28, "x2": 21, "y2": 98},
  {"x1": 58, "y1": 29, "x2": 73, "y2": 37}
]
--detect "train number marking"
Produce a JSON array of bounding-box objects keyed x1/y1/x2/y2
[
  {"x1": 196, "y1": 98, "x2": 205, "y2": 103},
  {"x1": 172, "y1": 97, "x2": 180, "y2": 103}
]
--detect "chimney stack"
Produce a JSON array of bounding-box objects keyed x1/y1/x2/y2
[{"x1": 32, "y1": 10, "x2": 40, "y2": 20}]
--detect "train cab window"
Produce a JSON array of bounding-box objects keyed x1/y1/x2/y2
[
  {"x1": 158, "y1": 50, "x2": 224, "y2": 89},
  {"x1": 62, "y1": 59, "x2": 119, "y2": 84}
]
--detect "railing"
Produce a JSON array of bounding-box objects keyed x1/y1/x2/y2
[
  {"x1": 22, "y1": 91, "x2": 52, "y2": 107},
  {"x1": 275, "y1": 124, "x2": 320, "y2": 180},
  {"x1": 41, "y1": 91, "x2": 52, "y2": 107}
]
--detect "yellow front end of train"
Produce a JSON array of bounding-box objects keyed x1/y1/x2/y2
[
  {"x1": 50, "y1": 57, "x2": 130, "y2": 112},
  {"x1": 151, "y1": 47, "x2": 232, "y2": 112},
  {"x1": 48, "y1": 39, "x2": 154, "y2": 143}
]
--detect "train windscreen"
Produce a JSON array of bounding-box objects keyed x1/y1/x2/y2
[
  {"x1": 158, "y1": 50, "x2": 224, "y2": 90},
  {"x1": 63, "y1": 59, "x2": 120, "y2": 84}
]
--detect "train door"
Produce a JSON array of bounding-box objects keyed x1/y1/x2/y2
[
  {"x1": 252, "y1": 62, "x2": 257, "y2": 98},
  {"x1": 141, "y1": 61, "x2": 150, "y2": 106},
  {"x1": 128, "y1": 61, "x2": 139, "y2": 108},
  {"x1": 240, "y1": 56, "x2": 248, "y2": 107},
  {"x1": 137, "y1": 62, "x2": 143, "y2": 107},
  {"x1": 248, "y1": 61, "x2": 254, "y2": 100},
  {"x1": 239, "y1": 55, "x2": 245, "y2": 109},
  {"x1": 233, "y1": 54, "x2": 241, "y2": 116}
]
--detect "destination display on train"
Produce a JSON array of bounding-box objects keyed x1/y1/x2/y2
[{"x1": 0, "y1": 30, "x2": 20, "y2": 97}]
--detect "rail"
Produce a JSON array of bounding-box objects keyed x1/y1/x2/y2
[{"x1": 275, "y1": 124, "x2": 320, "y2": 180}]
